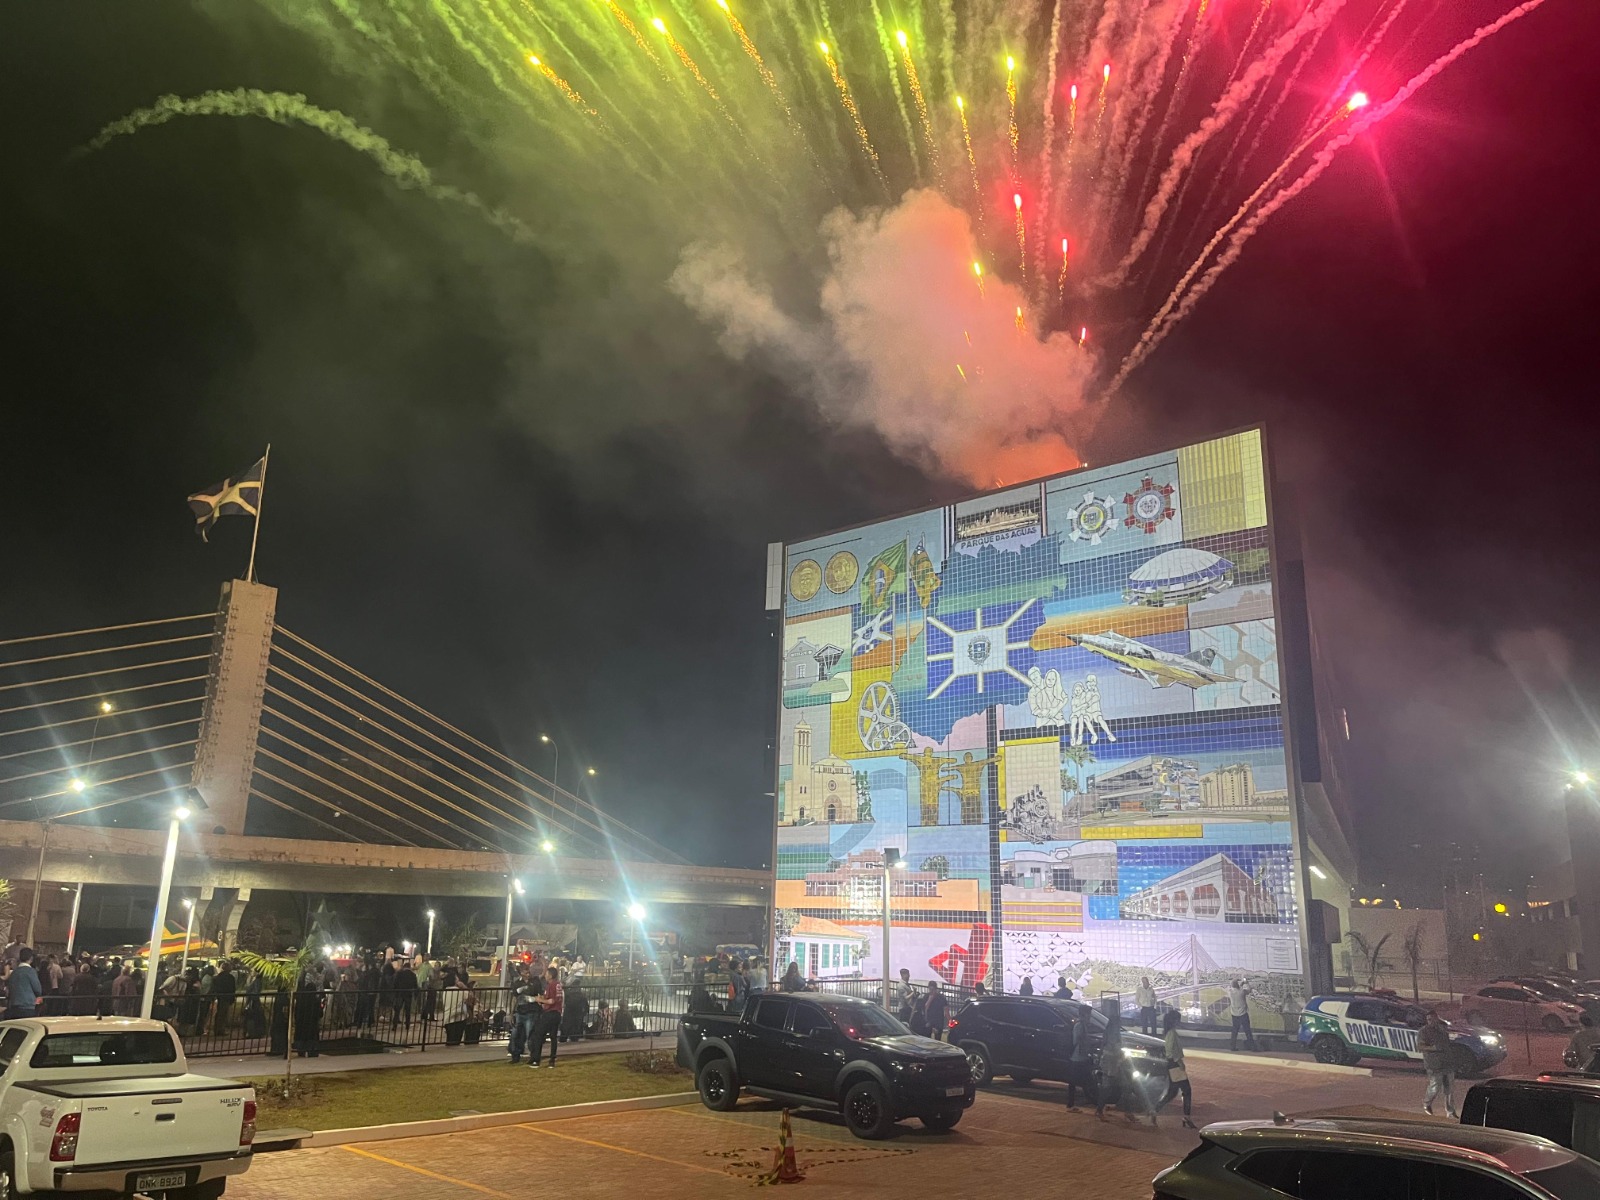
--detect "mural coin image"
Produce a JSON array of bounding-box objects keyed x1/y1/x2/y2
[
  {"x1": 825, "y1": 551, "x2": 859, "y2": 594},
  {"x1": 789, "y1": 558, "x2": 822, "y2": 602}
]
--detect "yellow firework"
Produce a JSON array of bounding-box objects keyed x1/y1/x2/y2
[{"x1": 527, "y1": 55, "x2": 598, "y2": 116}]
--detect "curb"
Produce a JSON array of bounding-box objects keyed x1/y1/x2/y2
[
  {"x1": 1187, "y1": 1049, "x2": 1372, "y2": 1076},
  {"x1": 301, "y1": 1090, "x2": 700, "y2": 1147}
]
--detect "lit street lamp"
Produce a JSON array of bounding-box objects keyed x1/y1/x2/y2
[
  {"x1": 180, "y1": 898, "x2": 196, "y2": 973},
  {"x1": 539, "y1": 734, "x2": 559, "y2": 791},
  {"x1": 425, "y1": 909, "x2": 436, "y2": 957},
  {"x1": 140, "y1": 804, "x2": 191, "y2": 1020},
  {"x1": 501, "y1": 878, "x2": 525, "y2": 988}
]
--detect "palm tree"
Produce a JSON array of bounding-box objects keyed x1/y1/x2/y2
[
  {"x1": 234, "y1": 947, "x2": 315, "y2": 1100},
  {"x1": 1400, "y1": 923, "x2": 1427, "y2": 1001},
  {"x1": 1347, "y1": 931, "x2": 1393, "y2": 993}
]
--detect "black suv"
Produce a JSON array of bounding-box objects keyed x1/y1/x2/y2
[
  {"x1": 1462, "y1": 1073, "x2": 1600, "y2": 1162},
  {"x1": 948, "y1": 995, "x2": 1169, "y2": 1101},
  {"x1": 677, "y1": 992, "x2": 974, "y2": 1138}
]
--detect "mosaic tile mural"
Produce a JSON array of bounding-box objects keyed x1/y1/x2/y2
[{"x1": 774, "y1": 429, "x2": 1309, "y2": 1020}]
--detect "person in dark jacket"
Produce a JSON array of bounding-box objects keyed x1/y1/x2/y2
[
  {"x1": 924, "y1": 981, "x2": 948, "y2": 1041},
  {"x1": 393, "y1": 961, "x2": 419, "y2": 1027},
  {"x1": 1065, "y1": 1005, "x2": 1094, "y2": 1111},
  {"x1": 292, "y1": 970, "x2": 323, "y2": 1057},
  {"x1": 211, "y1": 963, "x2": 238, "y2": 1035},
  {"x1": 561, "y1": 980, "x2": 589, "y2": 1043},
  {"x1": 71, "y1": 963, "x2": 104, "y2": 1016}
]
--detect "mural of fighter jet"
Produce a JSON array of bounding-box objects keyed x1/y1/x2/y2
[{"x1": 1066, "y1": 631, "x2": 1232, "y2": 689}]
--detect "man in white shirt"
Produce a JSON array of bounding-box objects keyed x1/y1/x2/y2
[
  {"x1": 1136, "y1": 977, "x2": 1157, "y2": 1035},
  {"x1": 1228, "y1": 979, "x2": 1258, "y2": 1051},
  {"x1": 569, "y1": 956, "x2": 587, "y2": 980}
]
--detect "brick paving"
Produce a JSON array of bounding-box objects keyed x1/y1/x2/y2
[{"x1": 230, "y1": 1048, "x2": 1560, "y2": 1199}]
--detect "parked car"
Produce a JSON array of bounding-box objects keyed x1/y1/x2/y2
[
  {"x1": 948, "y1": 995, "x2": 1169, "y2": 1102},
  {"x1": 676, "y1": 991, "x2": 972, "y2": 1139},
  {"x1": 1297, "y1": 994, "x2": 1506, "y2": 1076},
  {"x1": 1462, "y1": 985, "x2": 1584, "y2": 1033},
  {"x1": 1151, "y1": 1116, "x2": 1600, "y2": 1199},
  {"x1": 1461, "y1": 1073, "x2": 1600, "y2": 1163},
  {"x1": 0, "y1": 1017, "x2": 257, "y2": 1198},
  {"x1": 1492, "y1": 978, "x2": 1600, "y2": 1022}
]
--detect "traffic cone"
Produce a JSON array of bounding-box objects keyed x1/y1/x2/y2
[{"x1": 776, "y1": 1108, "x2": 804, "y2": 1183}]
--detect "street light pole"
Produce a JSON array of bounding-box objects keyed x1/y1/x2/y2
[
  {"x1": 539, "y1": 735, "x2": 559, "y2": 792},
  {"x1": 140, "y1": 805, "x2": 190, "y2": 1020},
  {"x1": 426, "y1": 910, "x2": 436, "y2": 957},
  {"x1": 501, "y1": 880, "x2": 524, "y2": 989},
  {"x1": 881, "y1": 849, "x2": 904, "y2": 1011},
  {"x1": 65, "y1": 882, "x2": 84, "y2": 958},
  {"x1": 180, "y1": 898, "x2": 196, "y2": 974}
]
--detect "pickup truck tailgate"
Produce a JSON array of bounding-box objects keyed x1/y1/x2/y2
[{"x1": 26, "y1": 1076, "x2": 248, "y2": 1164}]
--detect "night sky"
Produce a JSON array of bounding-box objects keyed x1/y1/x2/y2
[{"x1": 3, "y1": 2, "x2": 1596, "y2": 893}]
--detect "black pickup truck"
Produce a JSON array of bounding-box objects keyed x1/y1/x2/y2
[{"x1": 676, "y1": 991, "x2": 974, "y2": 1138}]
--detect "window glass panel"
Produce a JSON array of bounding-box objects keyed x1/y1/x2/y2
[{"x1": 753, "y1": 999, "x2": 789, "y2": 1030}]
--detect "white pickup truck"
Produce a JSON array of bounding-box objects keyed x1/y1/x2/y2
[{"x1": 0, "y1": 1017, "x2": 255, "y2": 1197}]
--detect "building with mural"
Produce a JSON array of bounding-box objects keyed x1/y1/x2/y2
[{"x1": 769, "y1": 429, "x2": 1357, "y2": 1028}]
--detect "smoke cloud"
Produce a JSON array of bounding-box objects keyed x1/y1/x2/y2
[{"x1": 672, "y1": 188, "x2": 1094, "y2": 488}]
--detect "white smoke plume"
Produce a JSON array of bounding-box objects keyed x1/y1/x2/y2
[{"x1": 672, "y1": 189, "x2": 1095, "y2": 487}]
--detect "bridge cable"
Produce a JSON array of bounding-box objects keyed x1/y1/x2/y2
[{"x1": 0, "y1": 613, "x2": 211, "y2": 650}]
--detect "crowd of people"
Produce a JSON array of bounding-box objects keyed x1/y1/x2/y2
[{"x1": 1, "y1": 944, "x2": 153, "y2": 1019}]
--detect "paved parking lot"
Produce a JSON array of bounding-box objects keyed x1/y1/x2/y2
[{"x1": 232, "y1": 1049, "x2": 1505, "y2": 1199}]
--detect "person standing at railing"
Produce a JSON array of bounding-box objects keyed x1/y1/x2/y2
[
  {"x1": 728, "y1": 960, "x2": 750, "y2": 1014},
  {"x1": 562, "y1": 978, "x2": 588, "y2": 1043},
  {"x1": 780, "y1": 961, "x2": 806, "y2": 994},
  {"x1": 747, "y1": 957, "x2": 769, "y2": 995},
  {"x1": 531, "y1": 965, "x2": 563, "y2": 1068},
  {"x1": 508, "y1": 968, "x2": 539, "y2": 1064},
  {"x1": 111, "y1": 963, "x2": 139, "y2": 1017},
  {"x1": 212, "y1": 962, "x2": 237, "y2": 1035},
  {"x1": 394, "y1": 958, "x2": 419, "y2": 1028}
]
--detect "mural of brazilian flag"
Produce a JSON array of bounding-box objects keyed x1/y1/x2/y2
[{"x1": 860, "y1": 541, "x2": 907, "y2": 615}]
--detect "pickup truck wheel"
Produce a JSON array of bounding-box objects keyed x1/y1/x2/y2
[
  {"x1": 920, "y1": 1109, "x2": 962, "y2": 1133},
  {"x1": 0, "y1": 1149, "x2": 15, "y2": 1200},
  {"x1": 1544, "y1": 1014, "x2": 1568, "y2": 1034},
  {"x1": 843, "y1": 1080, "x2": 895, "y2": 1140},
  {"x1": 962, "y1": 1043, "x2": 993, "y2": 1086},
  {"x1": 696, "y1": 1057, "x2": 740, "y2": 1112}
]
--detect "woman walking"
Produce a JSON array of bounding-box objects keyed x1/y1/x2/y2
[{"x1": 1157, "y1": 1009, "x2": 1197, "y2": 1129}]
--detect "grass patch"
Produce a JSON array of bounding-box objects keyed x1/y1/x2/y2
[{"x1": 245, "y1": 1054, "x2": 692, "y2": 1131}]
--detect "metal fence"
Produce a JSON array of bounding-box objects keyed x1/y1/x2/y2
[{"x1": 156, "y1": 976, "x2": 992, "y2": 1059}]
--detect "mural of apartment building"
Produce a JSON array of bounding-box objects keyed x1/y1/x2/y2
[{"x1": 1120, "y1": 852, "x2": 1281, "y2": 923}]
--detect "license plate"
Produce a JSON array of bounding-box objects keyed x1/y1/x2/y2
[
  {"x1": 943, "y1": 1086, "x2": 966, "y2": 1098},
  {"x1": 135, "y1": 1171, "x2": 189, "y2": 1191}
]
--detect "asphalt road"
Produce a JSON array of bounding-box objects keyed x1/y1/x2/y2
[{"x1": 230, "y1": 1045, "x2": 1557, "y2": 1199}]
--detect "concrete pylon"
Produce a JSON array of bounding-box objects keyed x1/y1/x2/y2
[{"x1": 192, "y1": 580, "x2": 277, "y2": 835}]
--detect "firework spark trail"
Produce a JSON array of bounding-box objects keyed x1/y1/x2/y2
[
  {"x1": 1230, "y1": 3, "x2": 1343, "y2": 189},
  {"x1": 820, "y1": 42, "x2": 887, "y2": 191},
  {"x1": 429, "y1": 0, "x2": 518, "y2": 97},
  {"x1": 716, "y1": 0, "x2": 790, "y2": 118},
  {"x1": 937, "y1": 0, "x2": 958, "y2": 99},
  {"x1": 1131, "y1": 0, "x2": 1216, "y2": 216},
  {"x1": 1006, "y1": 55, "x2": 1020, "y2": 180},
  {"x1": 1035, "y1": 0, "x2": 1067, "y2": 255},
  {"x1": 653, "y1": 18, "x2": 721, "y2": 102},
  {"x1": 1013, "y1": 192, "x2": 1027, "y2": 282},
  {"x1": 1108, "y1": 0, "x2": 1191, "y2": 227},
  {"x1": 1113, "y1": 0, "x2": 1551, "y2": 393},
  {"x1": 1093, "y1": 63, "x2": 1110, "y2": 153},
  {"x1": 869, "y1": 0, "x2": 922, "y2": 174},
  {"x1": 78, "y1": 89, "x2": 534, "y2": 243},
  {"x1": 896, "y1": 31, "x2": 939, "y2": 170},
  {"x1": 1305, "y1": 0, "x2": 1414, "y2": 135},
  {"x1": 527, "y1": 55, "x2": 598, "y2": 116},
  {"x1": 604, "y1": 0, "x2": 674, "y2": 84},
  {"x1": 957, "y1": 96, "x2": 983, "y2": 232},
  {"x1": 1107, "y1": 0, "x2": 1348, "y2": 286},
  {"x1": 1057, "y1": 238, "x2": 1071, "y2": 310}
]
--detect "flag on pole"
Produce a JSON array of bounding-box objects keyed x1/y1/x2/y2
[{"x1": 187, "y1": 456, "x2": 265, "y2": 542}]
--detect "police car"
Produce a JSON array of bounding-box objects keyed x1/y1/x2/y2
[{"x1": 1298, "y1": 994, "x2": 1507, "y2": 1077}]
